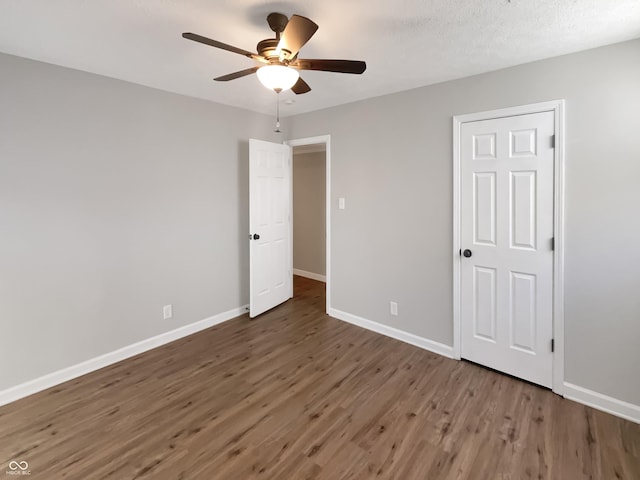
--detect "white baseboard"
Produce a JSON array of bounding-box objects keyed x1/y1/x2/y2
[
  {"x1": 563, "y1": 382, "x2": 640, "y2": 424},
  {"x1": 328, "y1": 308, "x2": 454, "y2": 359},
  {"x1": 0, "y1": 305, "x2": 249, "y2": 407},
  {"x1": 293, "y1": 268, "x2": 326, "y2": 283}
]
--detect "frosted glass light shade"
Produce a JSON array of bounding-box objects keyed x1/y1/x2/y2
[{"x1": 256, "y1": 65, "x2": 299, "y2": 91}]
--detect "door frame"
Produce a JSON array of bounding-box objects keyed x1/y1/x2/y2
[
  {"x1": 285, "y1": 135, "x2": 331, "y2": 314},
  {"x1": 452, "y1": 100, "x2": 566, "y2": 395}
]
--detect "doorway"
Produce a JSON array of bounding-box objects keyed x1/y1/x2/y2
[
  {"x1": 453, "y1": 101, "x2": 565, "y2": 394},
  {"x1": 286, "y1": 135, "x2": 331, "y2": 313},
  {"x1": 292, "y1": 144, "x2": 326, "y2": 282}
]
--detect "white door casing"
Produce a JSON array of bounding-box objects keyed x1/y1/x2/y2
[
  {"x1": 249, "y1": 139, "x2": 292, "y2": 318},
  {"x1": 457, "y1": 108, "x2": 558, "y2": 388}
]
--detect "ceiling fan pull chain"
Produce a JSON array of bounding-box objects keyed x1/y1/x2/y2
[{"x1": 274, "y1": 90, "x2": 281, "y2": 133}]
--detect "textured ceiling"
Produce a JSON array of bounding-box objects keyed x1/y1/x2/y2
[{"x1": 1, "y1": 0, "x2": 639, "y2": 117}]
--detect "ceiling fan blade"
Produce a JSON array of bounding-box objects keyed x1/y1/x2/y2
[
  {"x1": 291, "y1": 77, "x2": 311, "y2": 94},
  {"x1": 276, "y1": 15, "x2": 318, "y2": 59},
  {"x1": 291, "y1": 59, "x2": 367, "y2": 74},
  {"x1": 182, "y1": 32, "x2": 263, "y2": 61},
  {"x1": 214, "y1": 67, "x2": 260, "y2": 82}
]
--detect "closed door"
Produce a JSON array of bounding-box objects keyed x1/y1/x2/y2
[
  {"x1": 460, "y1": 111, "x2": 554, "y2": 387},
  {"x1": 249, "y1": 139, "x2": 292, "y2": 318}
]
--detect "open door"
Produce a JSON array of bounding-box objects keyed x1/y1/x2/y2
[{"x1": 249, "y1": 139, "x2": 292, "y2": 318}]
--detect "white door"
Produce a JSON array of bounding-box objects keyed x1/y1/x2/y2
[
  {"x1": 249, "y1": 139, "x2": 292, "y2": 318},
  {"x1": 460, "y1": 111, "x2": 554, "y2": 387}
]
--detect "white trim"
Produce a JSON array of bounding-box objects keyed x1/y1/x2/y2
[
  {"x1": 564, "y1": 382, "x2": 640, "y2": 424},
  {"x1": 285, "y1": 135, "x2": 331, "y2": 313},
  {"x1": 0, "y1": 305, "x2": 248, "y2": 407},
  {"x1": 452, "y1": 100, "x2": 566, "y2": 395},
  {"x1": 551, "y1": 101, "x2": 566, "y2": 396},
  {"x1": 292, "y1": 143, "x2": 326, "y2": 155},
  {"x1": 329, "y1": 308, "x2": 454, "y2": 359},
  {"x1": 452, "y1": 112, "x2": 462, "y2": 360},
  {"x1": 293, "y1": 268, "x2": 326, "y2": 283}
]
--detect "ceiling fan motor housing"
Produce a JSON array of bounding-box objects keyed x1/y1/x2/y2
[{"x1": 256, "y1": 38, "x2": 291, "y2": 63}]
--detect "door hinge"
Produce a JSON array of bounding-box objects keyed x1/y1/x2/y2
[
  {"x1": 551, "y1": 135, "x2": 555, "y2": 149},
  {"x1": 551, "y1": 237, "x2": 554, "y2": 251},
  {"x1": 551, "y1": 338, "x2": 555, "y2": 353}
]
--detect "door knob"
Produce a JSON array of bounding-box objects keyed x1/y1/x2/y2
[
  {"x1": 252, "y1": 233, "x2": 260, "y2": 240},
  {"x1": 463, "y1": 249, "x2": 472, "y2": 258}
]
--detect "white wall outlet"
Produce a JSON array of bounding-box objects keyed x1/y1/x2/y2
[
  {"x1": 390, "y1": 301, "x2": 398, "y2": 316},
  {"x1": 163, "y1": 304, "x2": 173, "y2": 320},
  {"x1": 338, "y1": 197, "x2": 346, "y2": 210}
]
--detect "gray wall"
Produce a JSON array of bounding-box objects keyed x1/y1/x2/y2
[
  {"x1": 0, "y1": 53, "x2": 286, "y2": 390},
  {"x1": 288, "y1": 38, "x2": 640, "y2": 406},
  {"x1": 293, "y1": 151, "x2": 326, "y2": 276}
]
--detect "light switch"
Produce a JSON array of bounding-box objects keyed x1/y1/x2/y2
[{"x1": 338, "y1": 198, "x2": 346, "y2": 210}]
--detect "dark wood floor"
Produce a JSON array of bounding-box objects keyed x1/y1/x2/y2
[{"x1": 1, "y1": 276, "x2": 638, "y2": 479}]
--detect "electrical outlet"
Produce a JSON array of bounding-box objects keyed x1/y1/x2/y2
[
  {"x1": 163, "y1": 304, "x2": 173, "y2": 320},
  {"x1": 390, "y1": 301, "x2": 398, "y2": 316}
]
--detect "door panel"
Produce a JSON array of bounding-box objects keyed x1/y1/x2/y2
[
  {"x1": 474, "y1": 266, "x2": 497, "y2": 342},
  {"x1": 474, "y1": 172, "x2": 497, "y2": 245},
  {"x1": 509, "y1": 271, "x2": 536, "y2": 352},
  {"x1": 249, "y1": 139, "x2": 291, "y2": 318},
  {"x1": 461, "y1": 111, "x2": 554, "y2": 388},
  {"x1": 511, "y1": 171, "x2": 536, "y2": 249}
]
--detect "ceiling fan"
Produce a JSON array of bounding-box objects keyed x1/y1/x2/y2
[{"x1": 182, "y1": 12, "x2": 366, "y2": 94}]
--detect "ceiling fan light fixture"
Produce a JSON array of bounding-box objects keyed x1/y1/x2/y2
[{"x1": 256, "y1": 65, "x2": 299, "y2": 92}]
